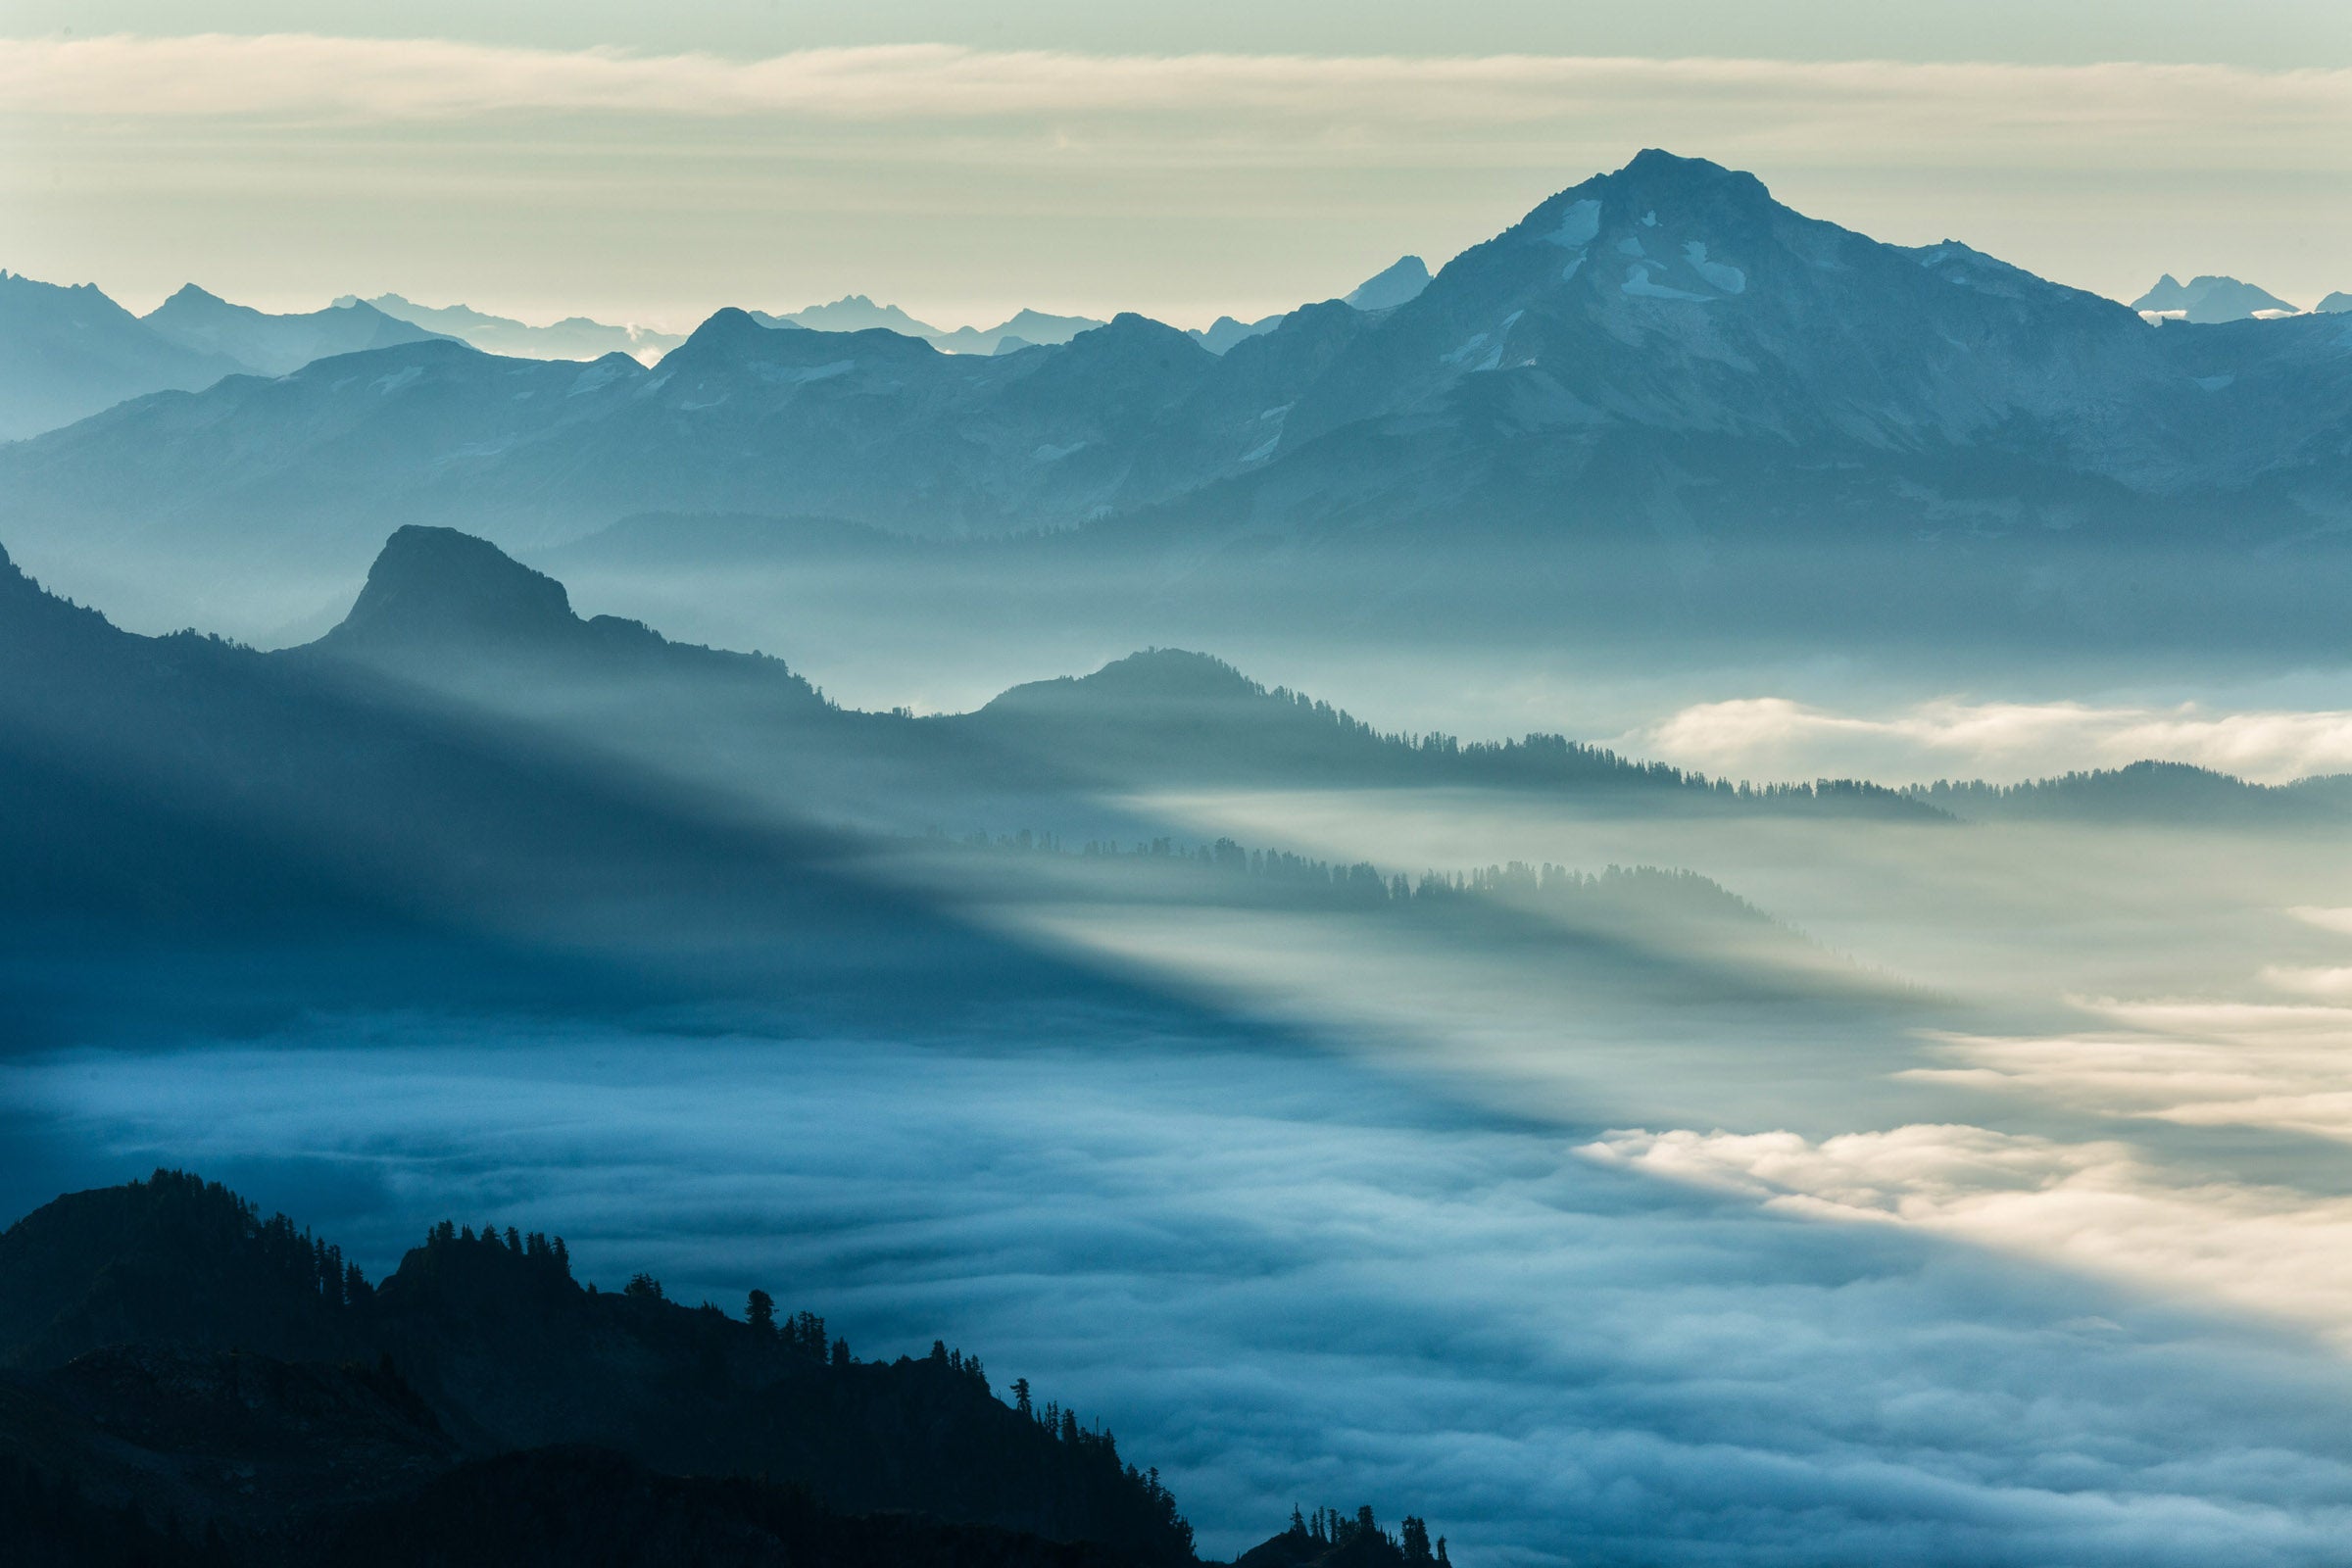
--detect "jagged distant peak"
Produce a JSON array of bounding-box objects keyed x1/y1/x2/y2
[
  {"x1": 1502, "y1": 148, "x2": 1781, "y2": 260},
  {"x1": 157, "y1": 281, "x2": 231, "y2": 309},
  {"x1": 2131, "y1": 273, "x2": 2301, "y2": 322},
  {"x1": 1345, "y1": 256, "x2": 1431, "y2": 313},
  {"x1": 772, "y1": 294, "x2": 943, "y2": 336}
]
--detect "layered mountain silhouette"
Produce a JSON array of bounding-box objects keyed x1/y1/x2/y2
[
  {"x1": 141, "y1": 286, "x2": 451, "y2": 376},
  {"x1": 0, "y1": 272, "x2": 248, "y2": 441},
  {"x1": 0, "y1": 1170, "x2": 1263, "y2": 1566},
  {"x1": 303, "y1": 527, "x2": 1939, "y2": 824},
  {"x1": 0, "y1": 273, "x2": 456, "y2": 441},
  {"x1": 6, "y1": 149, "x2": 2348, "y2": 650}
]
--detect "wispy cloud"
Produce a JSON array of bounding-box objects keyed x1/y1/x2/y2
[{"x1": 2, "y1": 34, "x2": 2347, "y2": 168}]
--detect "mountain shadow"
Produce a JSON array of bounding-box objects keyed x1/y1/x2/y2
[{"x1": 0, "y1": 531, "x2": 1260, "y2": 1046}]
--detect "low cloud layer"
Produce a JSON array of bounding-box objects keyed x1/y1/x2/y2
[
  {"x1": 14, "y1": 1016, "x2": 2352, "y2": 1565},
  {"x1": 1623, "y1": 696, "x2": 2352, "y2": 787}
]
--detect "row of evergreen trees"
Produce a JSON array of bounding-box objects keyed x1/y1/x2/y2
[
  {"x1": 135, "y1": 1170, "x2": 375, "y2": 1311},
  {"x1": 1286, "y1": 1503, "x2": 1450, "y2": 1564},
  {"x1": 964, "y1": 826, "x2": 1757, "y2": 921},
  {"x1": 424, "y1": 1219, "x2": 572, "y2": 1278},
  {"x1": 1005, "y1": 1374, "x2": 1189, "y2": 1551}
]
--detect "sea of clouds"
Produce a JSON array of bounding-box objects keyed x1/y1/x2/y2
[{"x1": 12, "y1": 1000, "x2": 2352, "y2": 1566}]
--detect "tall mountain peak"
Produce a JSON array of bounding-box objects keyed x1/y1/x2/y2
[{"x1": 158, "y1": 282, "x2": 230, "y2": 309}]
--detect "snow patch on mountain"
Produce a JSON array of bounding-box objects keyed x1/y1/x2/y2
[
  {"x1": 1443, "y1": 332, "x2": 1491, "y2": 366},
  {"x1": 567, "y1": 362, "x2": 632, "y2": 397},
  {"x1": 1622, "y1": 264, "x2": 1711, "y2": 303},
  {"x1": 753, "y1": 360, "x2": 855, "y2": 386},
  {"x1": 1683, "y1": 243, "x2": 1746, "y2": 295},
  {"x1": 1544, "y1": 200, "x2": 1602, "y2": 249}
]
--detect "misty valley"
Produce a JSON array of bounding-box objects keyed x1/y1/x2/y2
[{"x1": 6, "y1": 146, "x2": 2352, "y2": 1568}]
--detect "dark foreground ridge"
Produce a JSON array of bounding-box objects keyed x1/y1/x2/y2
[{"x1": 0, "y1": 1172, "x2": 1451, "y2": 1567}]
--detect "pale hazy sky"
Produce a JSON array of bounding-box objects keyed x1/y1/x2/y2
[{"x1": 3, "y1": 2, "x2": 2347, "y2": 329}]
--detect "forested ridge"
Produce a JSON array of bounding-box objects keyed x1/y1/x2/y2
[{"x1": 0, "y1": 1171, "x2": 1440, "y2": 1566}]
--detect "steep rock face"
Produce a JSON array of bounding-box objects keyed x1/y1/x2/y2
[
  {"x1": 306, "y1": 524, "x2": 826, "y2": 714},
  {"x1": 317, "y1": 524, "x2": 590, "y2": 657}
]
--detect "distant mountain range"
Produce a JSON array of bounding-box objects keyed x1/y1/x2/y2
[
  {"x1": 6, "y1": 150, "x2": 2350, "y2": 652},
  {"x1": 754, "y1": 255, "x2": 1430, "y2": 359},
  {"x1": 142, "y1": 284, "x2": 454, "y2": 374},
  {"x1": 341, "y1": 292, "x2": 687, "y2": 362},
  {"x1": 0, "y1": 271, "x2": 241, "y2": 441},
  {"x1": 0, "y1": 272, "x2": 452, "y2": 441},
  {"x1": 753, "y1": 296, "x2": 1110, "y2": 356}
]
